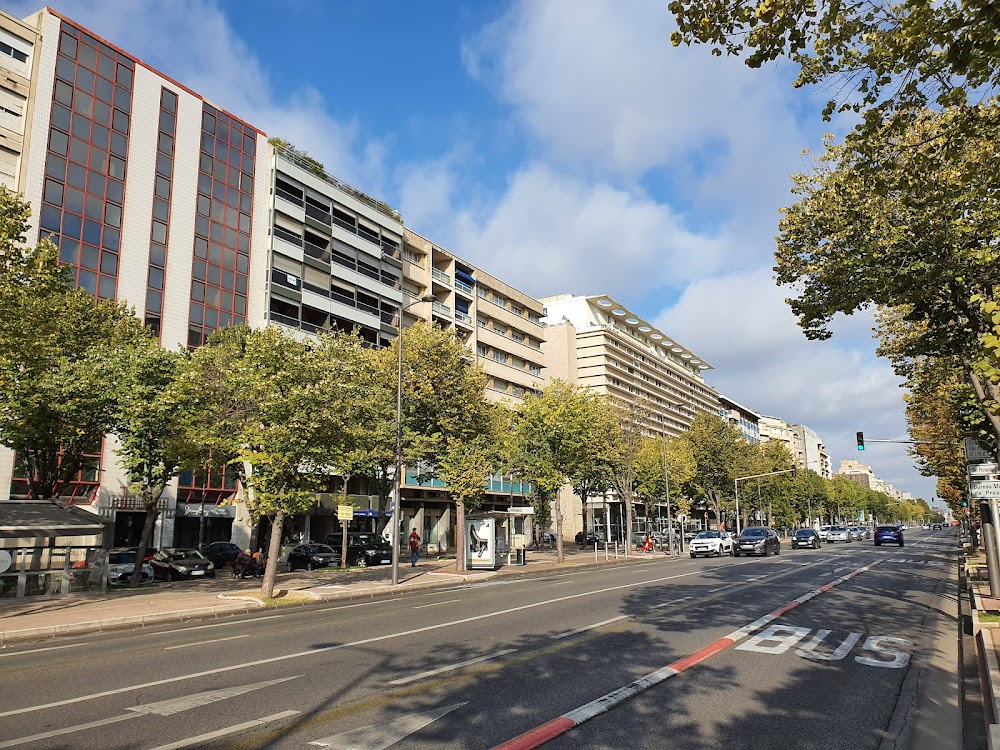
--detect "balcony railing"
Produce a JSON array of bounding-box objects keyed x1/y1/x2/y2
[
  {"x1": 432, "y1": 301, "x2": 451, "y2": 316},
  {"x1": 455, "y1": 310, "x2": 473, "y2": 326},
  {"x1": 432, "y1": 268, "x2": 452, "y2": 285},
  {"x1": 275, "y1": 186, "x2": 304, "y2": 207},
  {"x1": 455, "y1": 278, "x2": 474, "y2": 294}
]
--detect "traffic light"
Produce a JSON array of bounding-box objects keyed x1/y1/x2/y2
[
  {"x1": 856, "y1": 431, "x2": 865, "y2": 451},
  {"x1": 962, "y1": 499, "x2": 969, "y2": 508},
  {"x1": 791, "y1": 466, "x2": 797, "y2": 477}
]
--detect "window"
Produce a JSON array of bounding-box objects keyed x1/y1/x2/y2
[
  {"x1": 493, "y1": 351, "x2": 508, "y2": 365},
  {"x1": 476, "y1": 344, "x2": 487, "y2": 357},
  {"x1": 492, "y1": 293, "x2": 508, "y2": 308},
  {"x1": 511, "y1": 305, "x2": 523, "y2": 316},
  {"x1": 529, "y1": 365, "x2": 541, "y2": 377}
]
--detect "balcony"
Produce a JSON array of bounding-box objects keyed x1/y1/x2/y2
[
  {"x1": 432, "y1": 268, "x2": 452, "y2": 286},
  {"x1": 455, "y1": 310, "x2": 473, "y2": 328},
  {"x1": 432, "y1": 301, "x2": 452, "y2": 317},
  {"x1": 454, "y1": 278, "x2": 474, "y2": 295}
]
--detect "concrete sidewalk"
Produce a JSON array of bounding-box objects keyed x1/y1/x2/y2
[{"x1": 0, "y1": 545, "x2": 663, "y2": 645}]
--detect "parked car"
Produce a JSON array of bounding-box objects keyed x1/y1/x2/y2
[
  {"x1": 733, "y1": 527, "x2": 780, "y2": 557},
  {"x1": 575, "y1": 530, "x2": 605, "y2": 545},
  {"x1": 875, "y1": 525, "x2": 904, "y2": 547},
  {"x1": 689, "y1": 530, "x2": 735, "y2": 558},
  {"x1": 818, "y1": 525, "x2": 832, "y2": 541},
  {"x1": 826, "y1": 526, "x2": 852, "y2": 543},
  {"x1": 106, "y1": 548, "x2": 154, "y2": 585},
  {"x1": 791, "y1": 529, "x2": 822, "y2": 550},
  {"x1": 200, "y1": 541, "x2": 242, "y2": 569},
  {"x1": 922, "y1": 524, "x2": 931, "y2": 530},
  {"x1": 150, "y1": 548, "x2": 215, "y2": 580},
  {"x1": 324, "y1": 532, "x2": 393, "y2": 568},
  {"x1": 932, "y1": 523, "x2": 943, "y2": 530},
  {"x1": 540, "y1": 531, "x2": 558, "y2": 545},
  {"x1": 287, "y1": 543, "x2": 341, "y2": 572}
]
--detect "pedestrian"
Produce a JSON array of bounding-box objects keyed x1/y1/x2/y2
[{"x1": 408, "y1": 528, "x2": 421, "y2": 567}]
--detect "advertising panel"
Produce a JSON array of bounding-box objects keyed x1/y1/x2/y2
[{"x1": 465, "y1": 517, "x2": 496, "y2": 570}]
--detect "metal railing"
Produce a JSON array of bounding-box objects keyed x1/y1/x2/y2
[{"x1": 432, "y1": 268, "x2": 452, "y2": 285}]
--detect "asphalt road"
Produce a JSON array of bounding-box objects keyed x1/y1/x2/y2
[{"x1": 0, "y1": 528, "x2": 961, "y2": 750}]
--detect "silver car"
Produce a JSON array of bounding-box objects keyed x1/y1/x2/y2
[{"x1": 826, "y1": 526, "x2": 851, "y2": 543}]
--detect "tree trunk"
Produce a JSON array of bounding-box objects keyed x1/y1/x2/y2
[
  {"x1": 456, "y1": 498, "x2": 466, "y2": 572},
  {"x1": 260, "y1": 509, "x2": 285, "y2": 599},
  {"x1": 130, "y1": 502, "x2": 158, "y2": 586},
  {"x1": 554, "y1": 491, "x2": 564, "y2": 564}
]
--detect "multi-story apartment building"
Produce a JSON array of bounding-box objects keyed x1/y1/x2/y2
[
  {"x1": 0, "y1": 7, "x2": 270, "y2": 550},
  {"x1": 540, "y1": 293, "x2": 720, "y2": 539},
  {"x1": 836, "y1": 459, "x2": 901, "y2": 499},
  {"x1": 758, "y1": 416, "x2": 832, "y2": 478},
  {"x1": 718, "y1": 395, "x2": 760, "y2": 444},
  {"x1": 395, "y1": 229, "x2": 544, "y2": 552}
]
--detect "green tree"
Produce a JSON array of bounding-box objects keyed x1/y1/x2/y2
[
  {"x1": 180, "y1": 326, "x2": 361, "y2": 598},
  {"x1": 680, "y1": 411, "x2": 754, "y2": 529},
  {"x1": 511, "y1": 381, "x2": 614, "y2": 562},
  {"x1": 667, "y1": 0, "x2": 1000, "y2": 124},
  {"x1": 0, "y1": 191, "x2": 149, "y2": 500},
  {"x1": 634, "y1": 434, "x2": 696, "y2": 535},
  {"x1": 606, "y1": 399, "x2": 652, "y2": 553},
  {"x1": 111, "y1": 339, "x2": 190, "y2": 585},
  {"x1": 396, "y1": 323, "x2": 492, "y2": 571}
]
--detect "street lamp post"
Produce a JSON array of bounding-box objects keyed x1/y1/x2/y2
[
  {"x1": 661, "y1": 404, "x2": 686, "y2": 555},
  {"x1": 734, "y1": 467, "x2": 797, "y2": 534},
  {"x1": 391, "y1": 293, "x2": 436, "y2": 586}
]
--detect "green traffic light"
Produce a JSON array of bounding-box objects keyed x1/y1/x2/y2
[{"x1": 856, "y1": 431, "x2": 865, "y2": 451}]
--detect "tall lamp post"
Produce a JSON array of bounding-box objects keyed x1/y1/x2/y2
[
  {"x1": 734, "y1": 467, "x2": 796, "y2": 534},
  {"x1": 661, "y1": 404, "x2": 687, "y2": 554},
  {"x1": 391, "y1": 293, "x2": 437, "y2": 586}
]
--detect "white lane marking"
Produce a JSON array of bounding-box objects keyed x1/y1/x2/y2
[
  {"x1": 0, "y1": 713, "x2": 135, "y2": 748},
  {"x1": 149, "y1": 614, "x2": 284, "y2": 636},
  {"x1": 1, "y1": 558, "x2": 831, "y2": 718},
  {"x1": 796, "y1": 630, "x2": 862, "y2": 661},
  {"x1": 709, "y1": 583, "x2": 740, "y2": 593},
  {"x1": 309, "y1": 703, "x2": 466, "y2": 748},
  {"x1": 0, "y1": 678, "x2": 298, "y2": 748},
  {"x1": 388, "y1": 651, "x2": 517, "y2": 686},
  {"x1": 315, "y1": 601, "x2": 391, "y2": 613},
  {"x1": 164, "y1": 634, "x2": 251, "y2": 651},
  {"x1": 650, "y1": 595, "x2": 693, "y2": 610},
  {"x1": 0, "y1": 643, "x2": 82, "y2": 658},
  {"x1": 551, "y1": 616, "x2": 630, "y2": 640},
  {"x1": 148, "y1": 711, "x2": 300, "y2": 750},
  {"x1": 745, "y1": 575, "x2": 766, "y2": 581},
  {"x1": 412, "y1": 599, "x2": 461, "y2": 609}
]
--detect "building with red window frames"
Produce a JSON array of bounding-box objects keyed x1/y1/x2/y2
[{"x1": 0, "y1": 7, "x2": 270, "y2": 549}]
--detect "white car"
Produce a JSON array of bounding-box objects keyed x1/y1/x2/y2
[
  {"x1": 818, "y1": 525, "x2": 832, "y2": 541},
  {"x1": 826, "y1": 526, "x2": 851, "y2": 543},
  {"x1": 689, "y1": 530, "x2": 735, "y2": 558}
]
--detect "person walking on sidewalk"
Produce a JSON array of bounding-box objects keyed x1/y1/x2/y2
[{"x1": 409, "y1": 528, "x2": 421, "y2": 567}]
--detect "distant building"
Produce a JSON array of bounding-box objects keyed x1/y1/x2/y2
[
  {"x1": 718, "y1": 395, "x2": 760, "y2": 444},
  {"x1": 759, "y1": 417, "x2": 831, "y2": 478}
]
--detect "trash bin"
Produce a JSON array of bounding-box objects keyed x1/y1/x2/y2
[{"x1": 515, "y1": 548, "x2": 526, "y2": 565}]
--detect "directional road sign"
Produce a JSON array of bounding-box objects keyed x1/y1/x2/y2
[
  {"x1": 965, "y1": 438, "x2": 994, "y2": 462},
  {"x1": 969, "y1": 480, "x2": 1000, "y2": 499},
  {"x1": 968, "y1": 462, "x2": 1000, "y2": 477}
]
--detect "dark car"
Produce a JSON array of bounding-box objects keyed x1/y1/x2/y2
[
  {"x1": 733, "y1": 527, "x2": 780, "y2": 557},
  {"x1": 287, "y1": 543, "x2": 341, "y2": 572},
  {"x1": 575, "y1": 530, "x2": 605, "y2": 545},
  {"x1": 150, "y1": 548, "x2": 216, "y2": 580},
  {"x1": 323, "y1": 532, "x2": 393, "y2": 568},
  {"x1": 874, "y1": 525, "x2": 904, "y2": 547},
  {"x1": 791, "y1": 528, "x2": 822, "y2": 549},
  {"x1": 200, "y1": 541, "x2": 242, "y2": 569},
  {"x1": 106, "y1": 548, "x2": 154, "y2": 584}
]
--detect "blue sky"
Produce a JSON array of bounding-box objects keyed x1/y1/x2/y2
[{"x1": 9, "y1": 0, "x2": 936, "y2": 504}]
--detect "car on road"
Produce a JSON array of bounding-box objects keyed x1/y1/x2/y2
[
  {"x1": 931, "y1": 523, "x2": 943, "y2": 530},
  {"x1": 874, "y1": 525, "x2": 904, "y2": 547},
  {"x1": 200, "y1": 541, "x2": 242, "y2": 569},
  {"x1": 287, "y1": 543, "x2": 341, "y2": 571},
  {"x1": 817, "y1": 525, "x2": 832, "y2": 541},
  {"x1": 791, "y1": 529, "x2": 822, "y2": 549},
  {"x1": 921, "y1": 524, "x2": 931, "y2": 530},
  {"x1": 688, "y1": 530, "x2": 735, "y2": 558},
  {"x1": 733, "y1": 527, "x2": 780, "y2": 557},
  {"x1": 106, "y1": 548, "x2": 154, "y2": 585},
  {"x1": 849, "y1": 526, "x2": 867, "y2": 541},
  {"x1": 826, "y1": 526, "x2": 852, "y2": 543},
  {"x1": 150, "y1": 548, "x2": 216, "y2": 580},
  {"x1": 324, "y1": 532, "x2": 393, "y2": 568}
]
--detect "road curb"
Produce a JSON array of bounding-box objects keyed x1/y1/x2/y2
[{"x1": 0, "y1": 601, "x2": 261, "y2": 645}]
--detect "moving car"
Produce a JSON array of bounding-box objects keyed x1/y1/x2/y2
[
  {"x1": 287, "y1": 543, "x2": 341, "y2": 571},
  {"x1": 200, "y1": 541, "x2": 242, "y2": 569},
  {"x1": 733, "y1": 527, "x2": 780, "y2": 557},
  {"x1": 849, "y1": 526, "x2": 866, "y2": 541},
  {"x1": 106, "y1": 548, "x2": 154, "y2": 585},
  {"x1": 818, "y1": 525, "x2": 832, "y2": 541},
  {"x1": 324, "y1": 532, "x2": 393, "y2": 568},
  {"x1": 932, "y1": 523, "x2": 943, "y2": 530},
  {"x1": 874, "y1": 525, "x2": 904, "y2": 547},
  {"x1": 150, "y1": 548, "x2": 216, "y2": 580},
  {"x1": 689, "y1": 530, "x2": 734, "y2": 558},
  {"x1": 791, "y1": 529, "x2": 822, "y2": 549},
  {"x1": 826, "y1": 526, "x2": 852, "y2": 543}
]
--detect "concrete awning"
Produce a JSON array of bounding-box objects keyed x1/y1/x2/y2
[{"x1": 0, "y1": 501, "x2": 106, "y2": 538}]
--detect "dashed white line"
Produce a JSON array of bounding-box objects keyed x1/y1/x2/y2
[
  {"x1": 0, "y1": 643, "x2": 82, "y2": 658},
  {"x1": 388, "y1": 649, "x2": 518, "y2": 685},
  {"x1": 412, "y1": 599, "x2": 461, "y2": 609},
  {"x1": 146, "y1": 711, "x2": 300, "y2": 750},
  {"x1": 551, "y1": 616, "x2": 630, "y2": 639},
  {"x1": 164, "y1": 634, "x2": 251, "y2": 650}
]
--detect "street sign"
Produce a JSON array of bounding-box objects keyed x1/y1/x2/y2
[
  {"x1": 337, "y1": 504, "x2": 354, "y2": 521},
  {"x1": 507, "y1": 506, "x2": 534, "y2": 515},
  {"x1": 969, "y1": 480, "x2": 1000, "y2": 499},
  {"x1": 965, "y1": 438, "x2": 993, "y2": 462},
  {"x1": 968, "y1": 462, "x2": 1000, "y2": 476}
]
